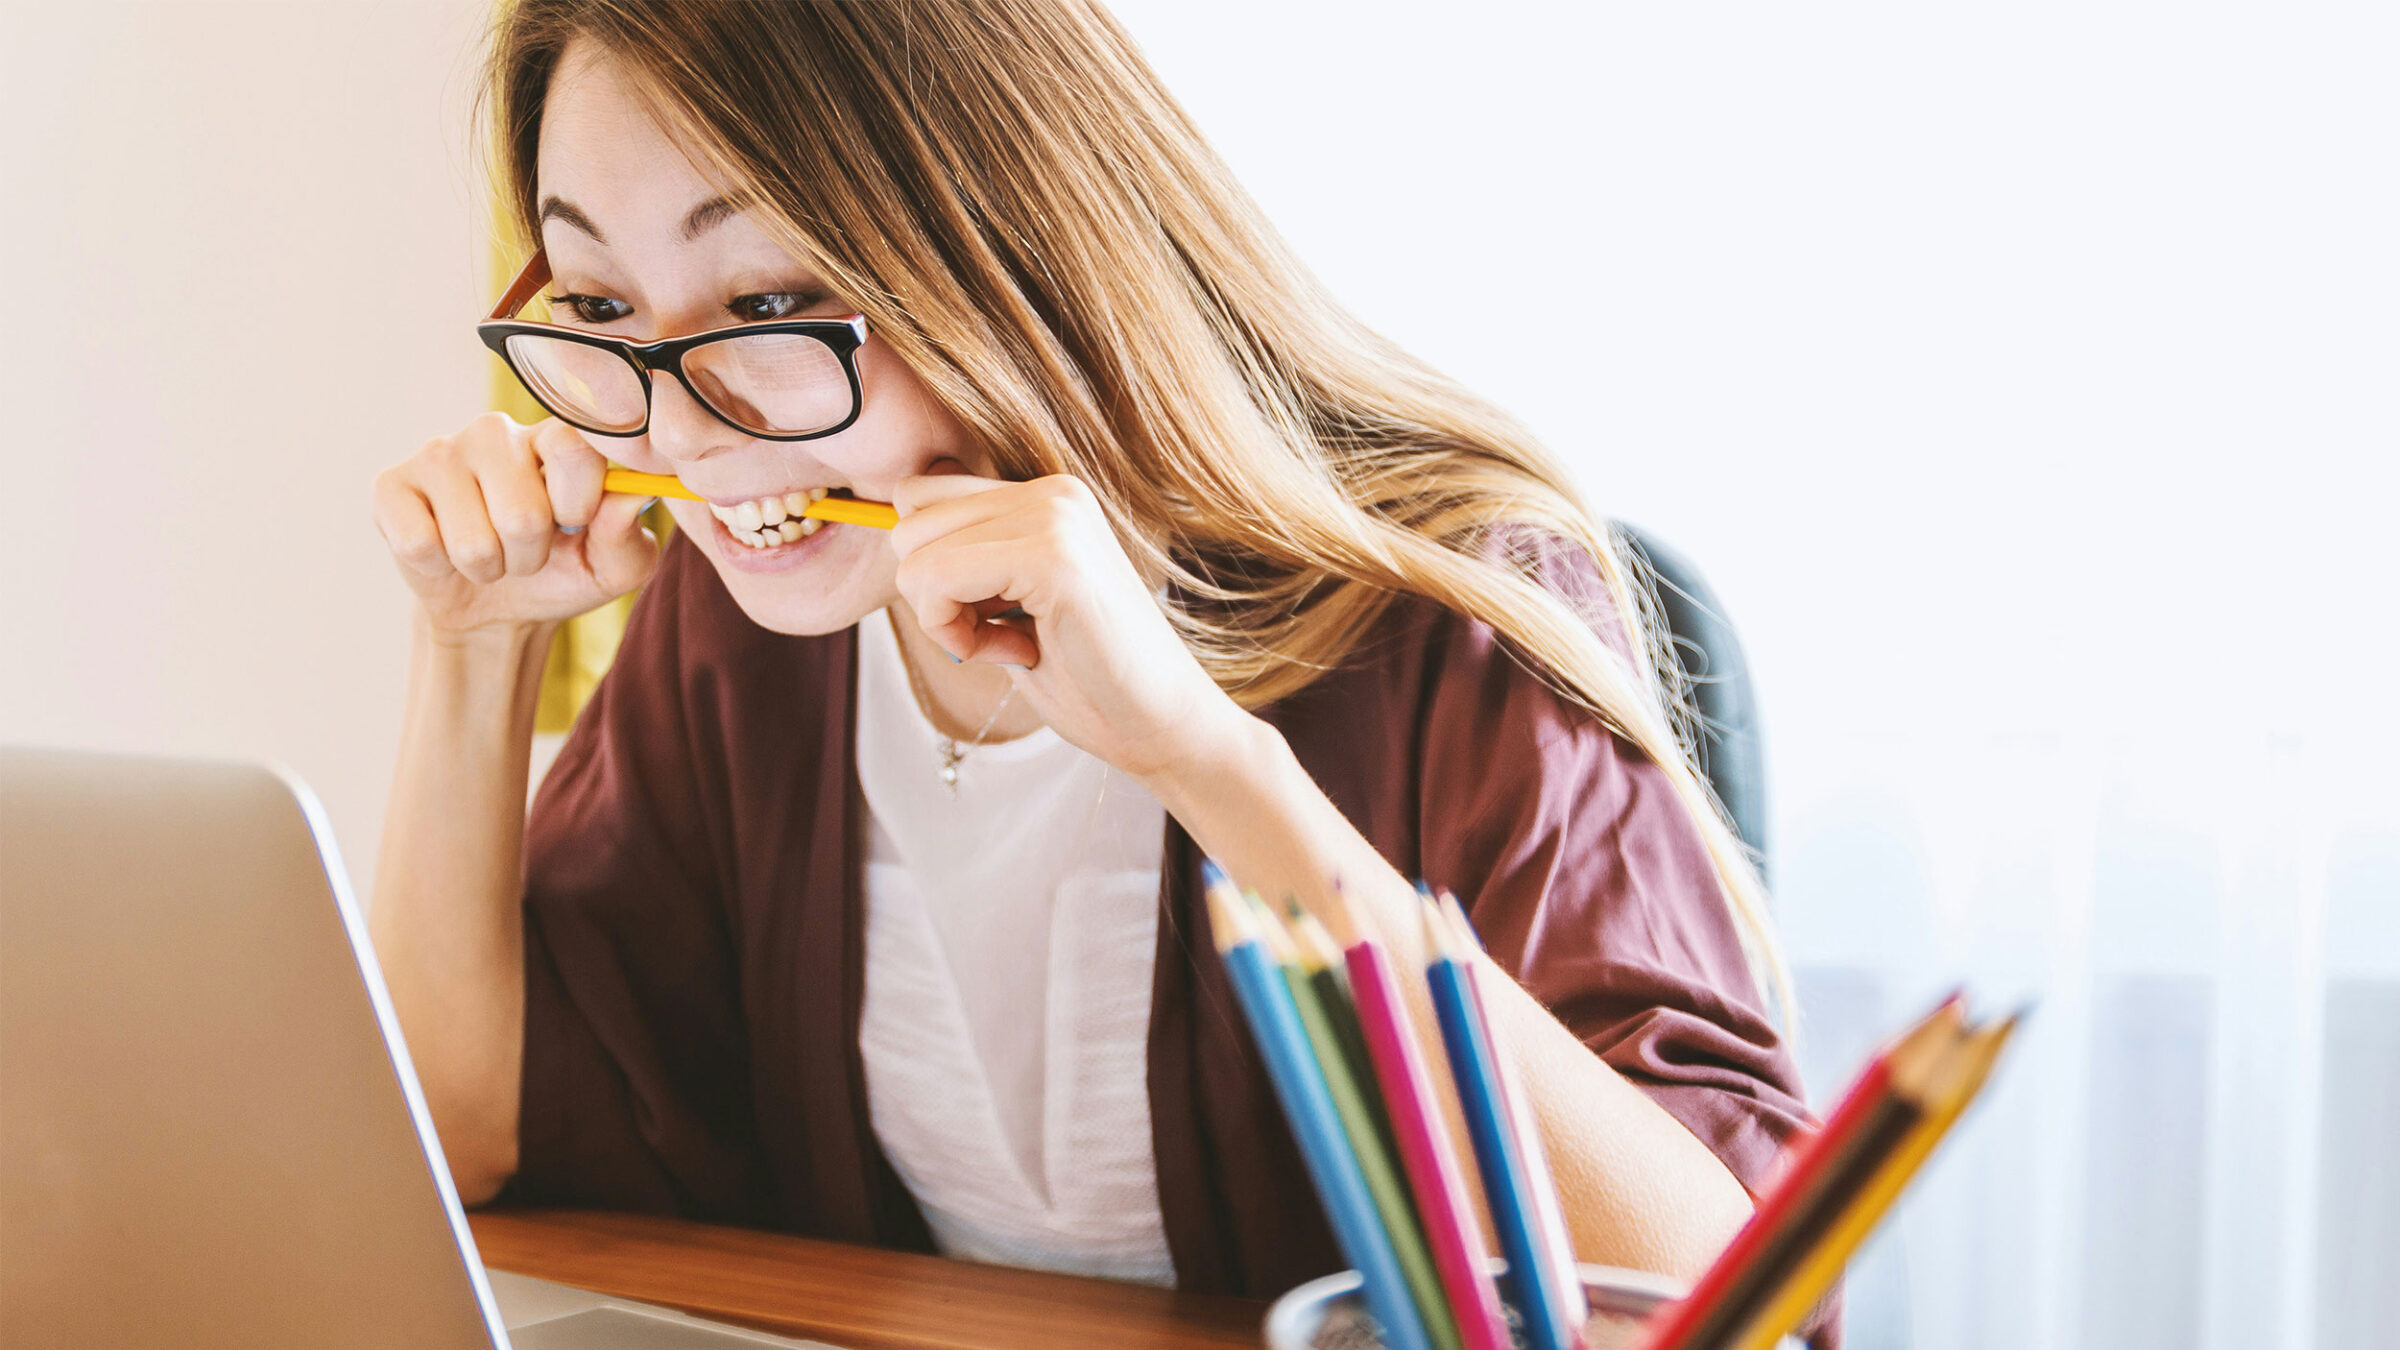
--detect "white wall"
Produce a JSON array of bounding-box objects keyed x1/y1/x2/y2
[{"x1": 0, "y1": 0, "x2": 489, "y2": 891}]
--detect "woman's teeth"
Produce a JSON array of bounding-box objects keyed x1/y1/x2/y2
[{"x1": 711, "y1": 488, "x2": 834, "y2": 549}]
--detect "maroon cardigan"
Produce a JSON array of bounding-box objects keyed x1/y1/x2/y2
[{"x1": 505, "y1": 531, "x2": 1818, "y2": 1317}]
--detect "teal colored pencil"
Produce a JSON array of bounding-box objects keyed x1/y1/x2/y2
[{"x1": 1259, "y1": 893, "x2": 1463, "y2": 1350}]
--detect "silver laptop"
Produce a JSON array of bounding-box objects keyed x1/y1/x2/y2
[{"x1": 0, "y1": 747, "x2": 839, "y2": 1349}]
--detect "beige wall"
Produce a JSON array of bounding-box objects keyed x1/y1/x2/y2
[{"x1": 0, "y1": 1, "x2": 489, "y2": 894}]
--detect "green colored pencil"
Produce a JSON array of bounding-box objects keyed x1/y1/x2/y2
[{"x1": 1251, "y1": 892, "x2": 1463, "y2": 1350}]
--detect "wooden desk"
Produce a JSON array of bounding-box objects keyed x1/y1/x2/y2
[{"x1": 469, "y1": 1208, "x2": 1268, "y2": 1350}]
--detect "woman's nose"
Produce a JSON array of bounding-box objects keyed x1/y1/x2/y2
[{"x1": 644, "y1": 373, "x2": 743, "y2": 465}]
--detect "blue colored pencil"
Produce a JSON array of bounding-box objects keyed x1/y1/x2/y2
[
  {"x1": 1422, "y1": 891, "x2": 1584, "y2": 1350},
  {"x1": 1204, "y1": 862, "x2": 1434, "y2": 1350},
  {"x1": 1440, "y1": 891, "x2": 1589, "y2": 1340}
]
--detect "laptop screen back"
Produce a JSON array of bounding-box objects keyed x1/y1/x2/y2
[{"x1": 0, "y1": 748, "x2": 508, "y2": 1349}]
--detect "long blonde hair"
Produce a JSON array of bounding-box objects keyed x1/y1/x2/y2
[{"x1": 485, "y1": 0, "x2": 1791, "y2": 1019}]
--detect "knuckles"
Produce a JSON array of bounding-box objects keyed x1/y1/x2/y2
[
  {"x1": 389, "y1": 529, "x2": 445, "y2": 568},
  {"x1": 491, "y1": 508, "x2": 552, "y2": 543},
  {"x1": 454, "y1": 549, "x2": 503, "y2": 579}
]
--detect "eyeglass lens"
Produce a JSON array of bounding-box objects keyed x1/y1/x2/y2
[{"x1": 502, "y1": 330, "x2": 853, "y2": 438}]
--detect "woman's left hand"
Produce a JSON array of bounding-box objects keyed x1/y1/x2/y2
[{"x1": 888, "y1": 468, "x2": 1250, "y2": 783}]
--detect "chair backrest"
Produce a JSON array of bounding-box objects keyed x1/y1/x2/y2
[{"x1": 1614, "y1": 523, "x2": 1770, "y2": 881}]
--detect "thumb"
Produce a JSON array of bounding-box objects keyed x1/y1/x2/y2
[{"x1": 581, "y1": 491, "x2": 662, "y2": 598}]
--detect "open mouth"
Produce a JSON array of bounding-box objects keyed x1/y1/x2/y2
[{"x1": 708, "y1": 487, "x2": 859, "y2": 550}]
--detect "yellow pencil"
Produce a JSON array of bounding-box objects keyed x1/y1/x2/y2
[
  {"x1": 1725, "y1": 1013, "x2": 2022, "y2": 1350},
  {"x1": 600, "y1": 469, "x2": 898, "y2": 530}
]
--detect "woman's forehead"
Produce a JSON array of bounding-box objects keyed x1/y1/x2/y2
[{"x1": 535, "y1": 40, "x2": 732, "y2": 252}]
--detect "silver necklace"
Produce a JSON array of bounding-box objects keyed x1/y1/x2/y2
[
  {"x1": 892, "y1": 625, "x2": 1018, "y2": 796},
  {"x1": 932, "y1": 684, "x2": 1018, "y2": 795}
]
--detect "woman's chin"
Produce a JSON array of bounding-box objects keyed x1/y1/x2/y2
[{"x1": 696, "y1": 511, "x2": 891, "y2": 635}]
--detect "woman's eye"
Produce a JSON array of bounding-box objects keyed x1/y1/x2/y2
[
  {"x1": 728, "y1": 292, "x2": 818, "y2": 322},
  {"x1": 548, "y1": 294, "x2": 631, "y2": 325}
]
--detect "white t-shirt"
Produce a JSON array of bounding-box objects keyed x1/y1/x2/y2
[{"x1": 853, "y1": 606, "x2": 1176, "y2": 1285}]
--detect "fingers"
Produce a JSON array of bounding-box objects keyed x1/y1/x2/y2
[
  {"x1": 889, "y1": 472, "x2": 1095, "y2": 561},
  {"x1": 580, "y1": 489, "x2": 663, "y2": 598},
  {"x1": 894, "y1": 535, "x2": 1049, "y2": 665},
  {"x1": 465, "y1": 422, "x2": 557, "y2": 578},
  {"x1": 891, "y1": 463, "x2": 1007, "y2": 519},
  {"x1": 373, "y1": 412, "x2": 567, "y2": 588},
  {"x1": 531, "y1": 419, "x2": 607, "y2": 533},
  {"x1": 954, "y1": 618, "x2": 1039, "y2": 669},
  {"x1": 912, "y1": 596, "x2": 1040, "y2": 668},
  {"x1": 414, "y1": 441, "x2": 510, "y2": 585},
  {"x1": 889, "y1": 476, "x2": 1114, "y2": 668},
  {"x1": 372, "y1": 462, "x2": 450, "y2": 580}
]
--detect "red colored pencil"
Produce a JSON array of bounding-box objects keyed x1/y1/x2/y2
[
  {"x1": 1344, "y1": 932, "x2": 1514, "y2": 1350},
  {"x1": 1631, "y1": 994, "x2": 1966, "y2": 1350}
]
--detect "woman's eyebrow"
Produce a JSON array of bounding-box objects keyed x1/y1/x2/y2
[
  {"x1": 536, "y1": 193, "x2": 738, "y2": 245},
  {"x1": 681, "y1": 196, "x2": 737, "y2": 240},
  {"x1": 538, "y1": 195, "x2": 607, "y2": 243}
]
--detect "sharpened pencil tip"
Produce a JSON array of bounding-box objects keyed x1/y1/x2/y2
[
  {"x1": 1201, "y1": 857, "x2": 1230, "y2": 892},
  {"x1": 1242, "y1": 889, "x2": 1299, "y2": 964},
  {"x1": 1417, "y1": 891, "x2": 1455, "y2": 963},
  {"x1": 1283, "y1": 901, "x2": 1346, "y2": 972},
  {"x1": 1203, "y1": 880, "x2": 1252, "y2": 954},
  {"x1": 1436, "y1": 890, "x2": 1485, "y2": 952}
]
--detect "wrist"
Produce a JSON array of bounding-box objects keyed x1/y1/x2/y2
[
  {"x1": 416, "y1": 610, "x2": 559, "y2": 669},
  {"x1": 408, "y1": 612, "x2": 559, "y2": 746},
  {"x1": 1138, "y1": 702, "x2": 1283, "y2": 816},
  {"x1": 1145, "y1": 708, "x2": 1427, "y2": 959}
]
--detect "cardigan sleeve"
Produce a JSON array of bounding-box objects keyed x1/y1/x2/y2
[
  {"x1": 498, "y1": 541, "x2": 767, "y2": 1220},
  {"x1": 1414, "y1": 537, "x2": 1814, "y2": 1200}
]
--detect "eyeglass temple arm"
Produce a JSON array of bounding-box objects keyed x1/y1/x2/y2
[{"x1": 489, "y1": 250, "x2": 553, "y2": 322}]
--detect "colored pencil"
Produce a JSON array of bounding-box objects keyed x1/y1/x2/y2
[
  {"x1": 1201, "y1": 864, "x2": 1433, "y2": 1350},
  {"x1": 1437, "y1": 892, "x2": 1589, "y2": 1346},
  {"x1": 1723, "y1": 1012, "x2": 2022, "y2": 1350},
  {"x1": 1280, "y1": 900, "x2": 1402, "y2": 1171},
  {"x1": 1263, "y1": 895, "x2": 1463, "y2": 1350},
  {"x1": 1632, "y1": 995, "x2": 1967, "y2": 1350},
  {"x1": 1341, "y1": 919, "x2": 1515, "y2": 1350},
  {"x1": 1423, "y1": 893, "x2": 1584, "y2": 1350},
  {"x1": 600, "y1": 468, "x2": 898, "y2": 529}
]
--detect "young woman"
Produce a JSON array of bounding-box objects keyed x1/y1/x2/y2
[{"x1": 371, "y1": 0, "x2": 1815, "y2": 1312}]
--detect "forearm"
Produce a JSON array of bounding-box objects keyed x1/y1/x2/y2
[
  {"x1": 368, "y1": 614, "x2": 554, "y2": 1204},
  {"x1": 1145, "y1": 714, "x2": 1752, "y2": 1278}
]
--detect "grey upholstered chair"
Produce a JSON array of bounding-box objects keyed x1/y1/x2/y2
[{"x1": 1615, "y1": 523, "x2": 1769, "y2": 881}]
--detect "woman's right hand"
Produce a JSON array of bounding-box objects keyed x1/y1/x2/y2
[{"x1": 373, "y1": 412, "x2": 662, "y2": 638}]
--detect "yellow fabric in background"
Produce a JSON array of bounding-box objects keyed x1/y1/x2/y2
[{"x1": 486, "y1": 239, "x2": 665, "y2": 735}]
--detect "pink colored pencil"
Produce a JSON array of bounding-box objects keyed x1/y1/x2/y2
[{"x1": 1344, "y1": 934, "x2": 1514, "y2": 1350}]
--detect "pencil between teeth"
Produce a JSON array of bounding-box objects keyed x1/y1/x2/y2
[{"x1": 600, "y1": 469, "x2": 899, "y2": 530}]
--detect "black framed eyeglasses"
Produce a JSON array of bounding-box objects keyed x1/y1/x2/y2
[{"x1": 477, "y1": 250, "x2": 868, "y2": 441}]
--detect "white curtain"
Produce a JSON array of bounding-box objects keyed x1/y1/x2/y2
[
  {"x1": 1779, "y1": 733, "x2": 2399, "y2": 1348},
  {"x1": 1110, "y1": 1, "x2": 2399, "y2": 1344}
]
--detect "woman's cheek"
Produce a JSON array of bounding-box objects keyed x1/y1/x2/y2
[{"x1": 661, "y1": 499, "x2": 710, "y2": 541}]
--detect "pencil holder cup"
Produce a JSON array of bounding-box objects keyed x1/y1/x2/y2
[{"x1": 1261, "y1": 1261, "x2": 1807, "y2": 1350}]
